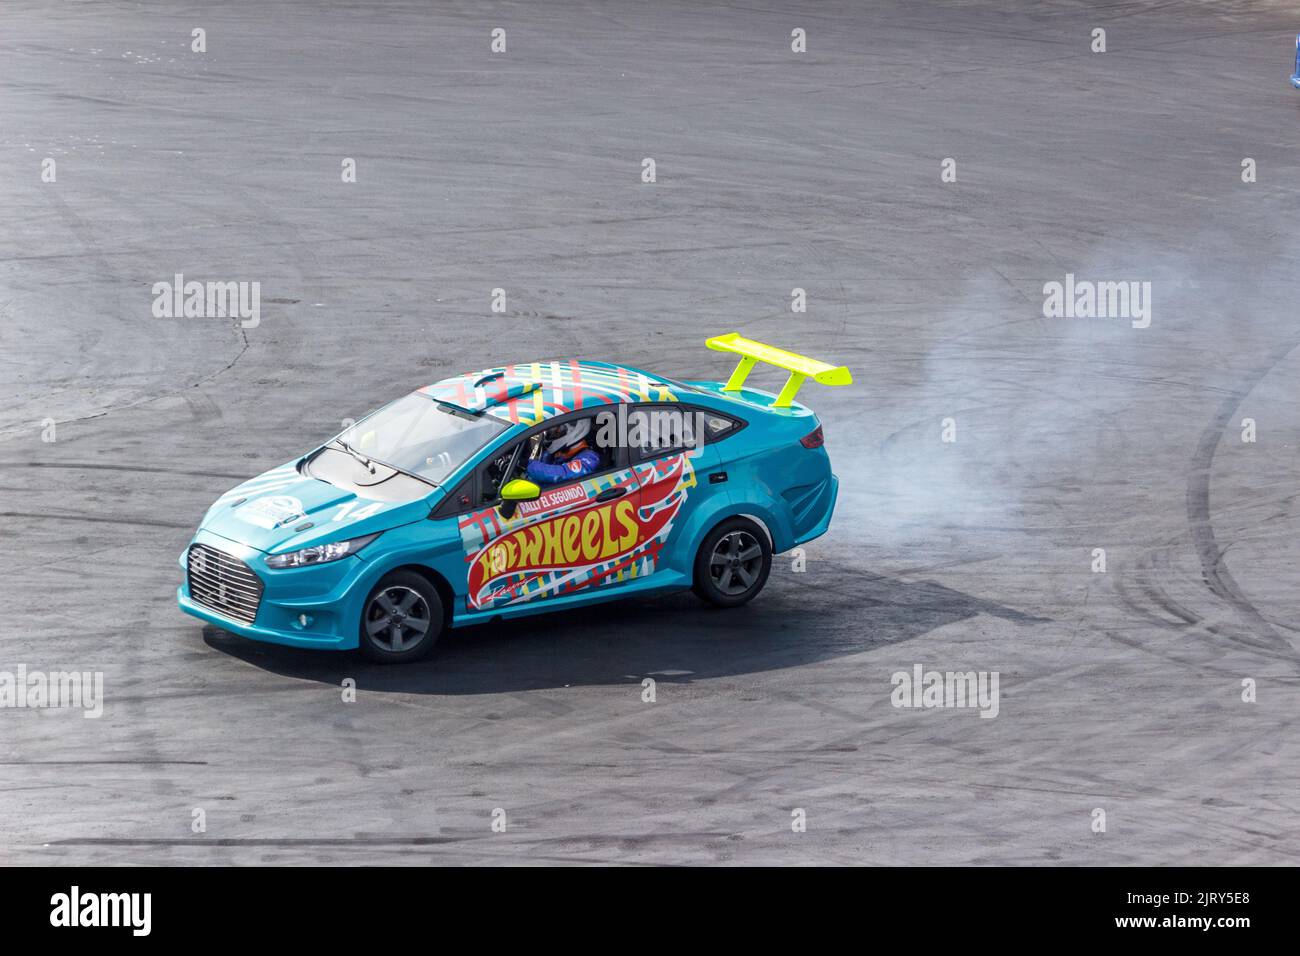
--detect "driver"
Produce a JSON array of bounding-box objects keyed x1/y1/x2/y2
[{"x1": 525, "y1": 418, "x2": 601, "y2": 485}]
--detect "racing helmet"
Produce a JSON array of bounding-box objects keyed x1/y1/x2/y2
[{"x1": 544, "y1": 417, "x2": 591, "y2": 455}]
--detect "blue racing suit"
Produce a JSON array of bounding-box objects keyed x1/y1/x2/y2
[{"x1": 526, "y1": 443, "x2": 602, "y2": 485}]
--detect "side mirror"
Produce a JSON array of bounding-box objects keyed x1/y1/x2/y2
[
  {"x1": 498, "y1": 478, "x2": 540, "y2": 519},
  {"x1": 501, "y1": 478, "x2": 541, "y2": 501}
]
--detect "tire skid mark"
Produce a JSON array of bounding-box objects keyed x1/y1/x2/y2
[{"x1": 1186, "y1": 336, "x2": 1300, "y2": 656}]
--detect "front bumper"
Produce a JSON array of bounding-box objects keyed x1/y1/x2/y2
[
  {"x1": 177, "y1": 588, "x2": 353, "y2": 649},
  {"x1": 177, "y1": 529, "x2": 369, "y2": 650}
]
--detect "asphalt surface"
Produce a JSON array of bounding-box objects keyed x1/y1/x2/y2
[{"x1": 2, "y1": 0, "x2": 1299, "y2": 865}]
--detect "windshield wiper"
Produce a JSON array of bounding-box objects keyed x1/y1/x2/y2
[
  {"x1": 330, "y1": 439, "x2": 376, "y2": 475},
  {"x1": 328, "y1": 440, "x2": 442, "y2": 489}
]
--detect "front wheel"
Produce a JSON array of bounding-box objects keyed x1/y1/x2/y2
[
  {"x1": 692, "y1": 517, "x2": 772, "y2": 608},
  {"x1": 358, "y1": 571, "x2": 443, "y2": 663}
]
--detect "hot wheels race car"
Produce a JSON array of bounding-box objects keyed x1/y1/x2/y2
[
  {"x1": 1293, "y1": 35, "x2": 1300, "y2": 88},
  {"x1": 178, "y1": 334, "x2": 851, "y2": 662}
]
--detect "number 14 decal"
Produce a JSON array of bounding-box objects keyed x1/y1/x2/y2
[{"x1": 333, "y1": 501, "x2": 384, "y2": 523}]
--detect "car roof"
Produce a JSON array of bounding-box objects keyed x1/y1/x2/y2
[{"x1": 419, "y1": 360, "x2": 680, "y2": 427}]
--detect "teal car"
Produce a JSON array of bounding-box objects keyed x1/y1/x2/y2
[{"x1": 178, "y1": 335, "x2": 851, "y2": 662}]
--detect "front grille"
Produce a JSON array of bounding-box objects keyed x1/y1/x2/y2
[{"x1": 188, "y1": 544, "x2": 264, "y2": 625}]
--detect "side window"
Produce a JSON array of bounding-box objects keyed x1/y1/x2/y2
[
  {"x1": 586, "y1": 411, "x2": 622, "y2": 472},
  {"x1": 444, "y1": 412, "x2": 653, "y2": 514},
  {"x1": 473, "y1": 413, "x2": 615, "y2": 502},
  {"x1": 572, "y1": 412, "x2": 615, "y2": 475},
  {"x1": 700, "y1": 408, "x2": 743, "y2": 442},
  {"x1": 430, "y1": 439, "x2": 522, "y2": 517},
  {"x1": 525, "y1": 412, "x2": 620, "y2": 484},
  {"x1": 626, "y1": 405, "x2": 707, "y2": 462},
  {"x1": 477, "y1": 440, "x2": 526, "y2": 503}
]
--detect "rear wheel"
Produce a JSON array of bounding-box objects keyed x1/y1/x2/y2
[
  {"x1": 358, "y1": 571, "x2": 443, "y2": 663},
  {"x1": 692, "y1": 517, "x2": 772, "y2": 608}
]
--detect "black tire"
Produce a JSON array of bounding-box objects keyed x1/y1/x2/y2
[
  {"x1": 692, "y1": 517, "x2": 772, "y2": 608},
  {"x1": 358, "y1": 570, "x2": 444, "y2": 664}
]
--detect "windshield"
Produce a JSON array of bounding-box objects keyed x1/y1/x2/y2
[{"x1": 334, "y1": 393, "x2": 508, "y2": 485}]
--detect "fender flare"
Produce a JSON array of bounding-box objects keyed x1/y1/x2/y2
[{"x1": 677, "y1": 494, "x2": 795, "y2": 575}]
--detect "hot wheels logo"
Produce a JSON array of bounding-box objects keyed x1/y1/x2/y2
[
  {"x1": 465, "y1": 454, "x2": 694, "y2": 609},
  {"x1": 473, "y1": 498, "x2": 637, "y2": 582},
  {"x1": 469, "y1": 496, "x2": 676, "y2": 601}
]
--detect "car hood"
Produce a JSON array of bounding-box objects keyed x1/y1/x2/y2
[{"x1": 200, "y1": 460, "x2": 432, "y2": 555}]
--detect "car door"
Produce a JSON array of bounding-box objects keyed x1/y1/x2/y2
[
  {"x1": 623, "y1": 403, "x2": 725, "y2": 581},
  {"x1": 455, "y1": 411, "x2": 641, "y2": 612}
]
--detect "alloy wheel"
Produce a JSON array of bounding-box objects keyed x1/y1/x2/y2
[
  {"x1": 709, "y1": 530, "x2": 763, "y2": 596},
  {"x1": 363, "y1": 586, "x2": 431, "y2": 653}
]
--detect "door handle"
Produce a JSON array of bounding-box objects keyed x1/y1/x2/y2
[{"x1": 595, "y1": 487, "x2": 628, "y2": 502}]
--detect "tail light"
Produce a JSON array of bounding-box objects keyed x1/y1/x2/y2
[{"x1": 800, "y1": 425, "x2": 824, "y2": 449}]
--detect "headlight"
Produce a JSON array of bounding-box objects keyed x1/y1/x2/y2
[{"x1": 266, "y1": 532, "x2": 380, "y2": 569}]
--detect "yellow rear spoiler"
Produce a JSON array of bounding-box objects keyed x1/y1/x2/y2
[{"x1": 706, "y1": 333, "x2": 852, "y2": 408}]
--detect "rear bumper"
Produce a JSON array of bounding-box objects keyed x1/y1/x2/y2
[{"x1": 791, "y1": 473, "x2": 838, "y2": 547}]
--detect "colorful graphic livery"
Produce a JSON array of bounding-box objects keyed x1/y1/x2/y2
[
  {"x1": 178, "y1": 334, "x2": 850, "y2": 662},
  {"x1": 461, "y1": 452, "x2": 694, "y2": 611}
]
